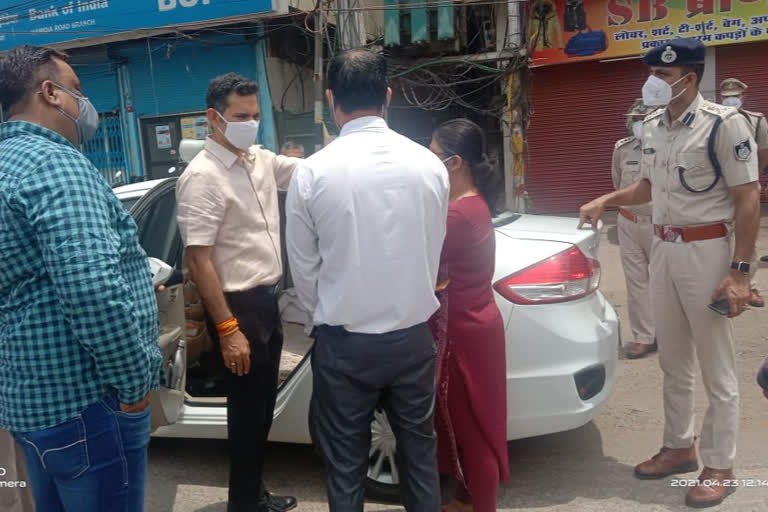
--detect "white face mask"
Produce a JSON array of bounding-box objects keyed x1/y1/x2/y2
[
  {"x1": 722, "y1": 96, "x2": 742, "y2": 109},
  {"x1": 642, "y1": 74, "x2": 689, "y2": 106},
  {"x1": 632, "y1": 121, "x2": 644, "y2": 139},
  {"x1": 217, "y1": 111, "x2": 259, "y2": 150}
]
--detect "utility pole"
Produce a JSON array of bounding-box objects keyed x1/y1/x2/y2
[
  {"x1": 338, "y1": 0, "x2": 361, "y2": 49},
  {"x1": 313, "y1": 4, "x2": 325, "y2": 153},
  {"x1": 497, "y1": 0, "x2": 526, "y2": 213}
]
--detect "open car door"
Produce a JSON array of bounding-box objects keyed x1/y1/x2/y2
[{"x1": 128, "y1": 178, "x2": 187, "y2": 431}]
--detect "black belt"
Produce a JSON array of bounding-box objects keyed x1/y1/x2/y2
[{"x1": 225, "y1": 282, "x2": 282, "y2": 299}]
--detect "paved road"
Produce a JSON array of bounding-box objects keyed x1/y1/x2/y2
[{"x1": 147, "y1": 211, "x2": 768, "y2": 512}]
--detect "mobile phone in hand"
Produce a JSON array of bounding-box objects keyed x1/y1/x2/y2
[{"x1": 708, "y1": 297, "x2": 730, "y2": 316}]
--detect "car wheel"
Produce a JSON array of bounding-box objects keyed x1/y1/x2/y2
[
  {"x1": 308, "y1": 402, "x2": 402, "y2": 503},
  {"x1": 365, "y1": 409, "x2": 401, "y2": 503}
]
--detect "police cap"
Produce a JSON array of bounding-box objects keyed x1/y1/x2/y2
[
  {"x1": 643, "y1": 38, "x2": 706, "y2": 67},
  {"x1": 720, "y1": 78, "x2": 747, "y2": 97}
]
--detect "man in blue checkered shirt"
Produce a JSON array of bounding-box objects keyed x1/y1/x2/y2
[{"x1": 0, "y1": 45, "x2": 162, "y2": 511}]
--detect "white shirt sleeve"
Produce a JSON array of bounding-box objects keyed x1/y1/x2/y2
[{"x1": 285, "y1": 163, "x2": 321, "y2": 319}]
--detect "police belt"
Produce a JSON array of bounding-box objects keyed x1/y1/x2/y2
[
  {"x1": 653, "y1": 223, "x2": 727, "y2": 243},
  {"x1": 619, "y1": 208, "x2": 651, "y2": 224}
]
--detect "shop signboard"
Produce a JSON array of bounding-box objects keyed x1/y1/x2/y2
[
  {"x1": 0, "y1": 0, "x2": 275, "y2": 52},
  {"x1": 528, "y1": 0, "x2": 768, "y2": 66}
]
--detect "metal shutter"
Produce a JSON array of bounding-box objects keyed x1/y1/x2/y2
[
  {"x1": 77, "y1": 65, "x2": 120, "y2": 113},
  {"x1": 525, "y1": 59, "x2": 649, "y2": 213},
  {"x1": 716, "y1": 42, "x2": 768, "y2": 117},
  {"x1": 716, "y1": 42, "x2": 768, "y2": 200},
  {"x1": 117, "y1": 41, "x2": 259, "y2": 117}
]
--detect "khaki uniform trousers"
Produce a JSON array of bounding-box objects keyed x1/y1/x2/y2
[
  {"x1": 618, "y1": 215, "x2": 655, "y2": 345},
  {"x1": 650, "y1": 235, "x2": 739, "y2": 470},
  {"x1": 0, "y1": 429, "x2": 35, "y2": 512}
]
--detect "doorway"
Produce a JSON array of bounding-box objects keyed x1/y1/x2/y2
[{"x1": 140, "y1": 112, "x2": 208, "y2": 180}]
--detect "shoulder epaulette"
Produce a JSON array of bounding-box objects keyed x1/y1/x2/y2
[
  {"x1": 644, "y1": 108, "x2": 664, "y2": 123},
  {"x1": 614, "y1": 136, "x2": 635, "y2": 149},
  {"x1": 741, "y1": 109, "x2": 765, "y2": 120},
  {"x1": 700, "y1": 100, "x2": 737, "y2": 120}
]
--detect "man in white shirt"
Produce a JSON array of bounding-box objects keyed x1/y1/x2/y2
[{"x1": 286, "y1": 49, "x2": 449, "y2": 511}]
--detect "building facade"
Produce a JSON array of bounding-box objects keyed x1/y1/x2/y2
[
  {"x1": 0, "y1": 0, "x2": 289, "y2": 184},
  {"x1": 523, "y1": 0, "x2": 768, "y2": 212}
]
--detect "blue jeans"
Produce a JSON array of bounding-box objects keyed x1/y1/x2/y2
[{"x1": 12, "y1": 392, "x2": 151, "y2": 512}]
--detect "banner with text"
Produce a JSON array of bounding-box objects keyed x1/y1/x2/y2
[
  {"x1": 0, "y1": 0, "x2": 274, "y2": 52},
  {"x1": 528, "y1": 0, "x2": 768, "y2": 66}
]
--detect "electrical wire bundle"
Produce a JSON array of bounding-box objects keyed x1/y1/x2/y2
[{"x1": 389, "y1": 53, "x2": 527, "y2": 119}]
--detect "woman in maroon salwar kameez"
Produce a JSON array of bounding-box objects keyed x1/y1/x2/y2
[{"x1": 428, "y1": 119, "x2": 510, "y2": 512}]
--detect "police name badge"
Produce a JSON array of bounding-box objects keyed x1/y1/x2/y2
[
  {"x1": 734, "y1": 139, "x2": 752, "y2": 161},
  {"x1": 661, "y1": 46, "x2": 677, "y2": 64}
]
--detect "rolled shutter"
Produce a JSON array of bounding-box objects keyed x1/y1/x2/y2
[{"x1": 526, "y1": 59, "x2": 649, "y2": 213}]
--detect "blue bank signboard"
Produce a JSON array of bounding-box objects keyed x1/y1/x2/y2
[{"x1": 0, "y1": 0, "x2": 275, "y2": 51}]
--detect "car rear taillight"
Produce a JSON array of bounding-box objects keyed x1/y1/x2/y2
[{"x1": 493, "y1": 246, "x2": 601, "y2": 305}]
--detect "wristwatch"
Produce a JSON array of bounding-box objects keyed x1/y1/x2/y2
[{"x1": 731, "y1": 261, "x2": 750, "y2": 274}]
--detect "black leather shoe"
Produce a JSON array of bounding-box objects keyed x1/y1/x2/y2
[{"x1": 263, "y1": 492, "x2": 297, "y2": 512}]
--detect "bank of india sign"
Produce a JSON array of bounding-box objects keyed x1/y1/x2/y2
[
  {"x1": 0, "y1": 0, "x2": 275, "y2": 52},
  {"x1": 528, "y1": 0, "x2": 768, "y2": 66}
]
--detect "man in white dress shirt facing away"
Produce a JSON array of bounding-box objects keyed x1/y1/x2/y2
[{"x1": 285, "y1": 49, "x2": 449, "y2": 511}]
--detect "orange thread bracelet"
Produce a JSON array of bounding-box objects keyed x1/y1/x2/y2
[{"x1": 216, "y1": 318, "x2": 240, "y2": 337}]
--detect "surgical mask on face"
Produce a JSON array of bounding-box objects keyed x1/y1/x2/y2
[
  {"x1": 632, "y1": 121, "x2": 644, "y2": 139},
  {"x1": 722, "y1": 96, "x2": 742, "y2": 109},
  {"x1": 216, "y1": 111, "x2": 259, "y2": 150},
  {"x1": 642, "y1": 74, "x2": 689, "y2": 106},
  {"x1": 53, "y1": 83, "x2": 99, "y2": 144}
]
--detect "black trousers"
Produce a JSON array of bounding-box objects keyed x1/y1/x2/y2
[
  {"x1": 311, "y1": 323, "x2": 440, "y2": 512},
  {"x1": 208, "y1": 286, "x2": 283, "y2": 512}
]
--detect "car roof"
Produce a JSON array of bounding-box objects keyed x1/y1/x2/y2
[{"x1": 113, "y1": 178, "x2": 172, "y2": 199}]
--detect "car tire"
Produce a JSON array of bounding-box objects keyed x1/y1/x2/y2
[{"x1": 307, "y1": 403, "x2": 402, "y2": 503}]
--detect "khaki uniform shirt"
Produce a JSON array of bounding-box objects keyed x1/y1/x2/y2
[
  {"x1": 176, "y1": 138, "x2": 300, "y2": 292},
  {"x1": 612, "y1": 136, "x2": 652, "y2": 217},
  {"x1": 741, "y1": 109, "x2": 768, "y2": 151},
  {"x1": 640, "y1": 94, "x2": 758, "y2": 226}
]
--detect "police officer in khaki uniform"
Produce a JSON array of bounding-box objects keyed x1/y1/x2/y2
[
  {"x1": 613, "y1": 99, "x2": 658, "y2": 359},
  {"x1": 720, "y1": 78, "x2": 768, "y2": 299},
  {"x1": 579, "y1": 38, "x2": 759, "y2": 509}
]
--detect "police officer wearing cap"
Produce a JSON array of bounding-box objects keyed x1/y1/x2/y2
[
  {"x1": 613, "y1": 99, "x2": 658, "y2": 359},
  {"x1": 579, "y1": 38, "x2": 759, "y2": 509},
  {"x1": 719, "y1": 79, "x2": 768, "y2": 283}
]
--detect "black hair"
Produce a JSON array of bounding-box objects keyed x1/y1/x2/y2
[
  {"x1": 281, "y1": 140, "x2": 303, "y2": 152},
  {"x1": 0, "y1": 45, "x2": 68, "y2": 114},
  {"x1": 681, "y1": 64, "x2": 705, "y2": 86},
  {"x1": 327, "y1": 49, "x2": 388, "y2": 114},
  {"x1": 206, "y1": 73, "x2": 259, "y2": 113},
  {"x1": 433, "y1": 119, "x2": 502, "y2": 214}
]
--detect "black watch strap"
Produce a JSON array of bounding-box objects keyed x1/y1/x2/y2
[{"x1": 731, "y1": 261, "x2": 750, "y2": 273}]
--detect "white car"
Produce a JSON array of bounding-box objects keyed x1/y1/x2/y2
[{"x1": 115, "y1": 164, "x2": 619, "y2": 499}]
